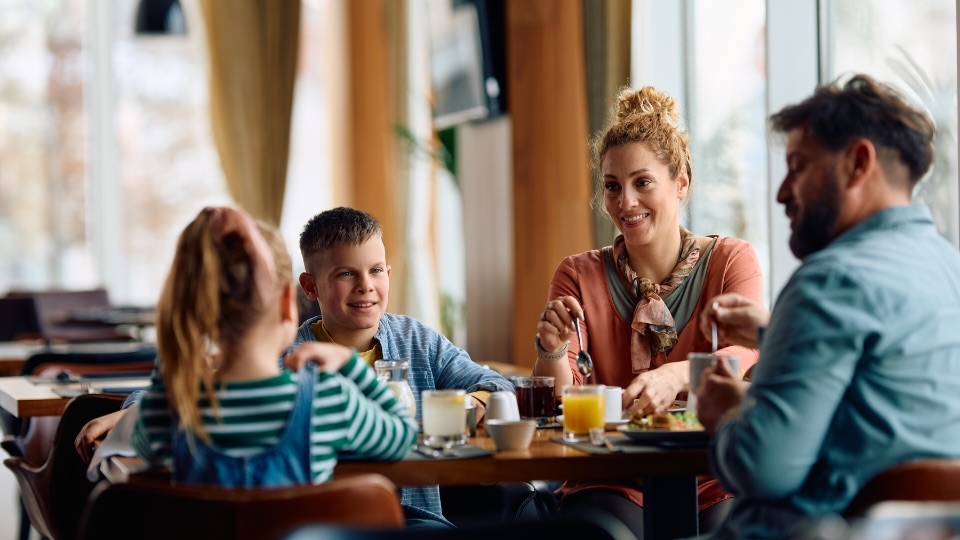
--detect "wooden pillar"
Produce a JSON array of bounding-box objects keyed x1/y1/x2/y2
[
  {"x1": 507, "y1": 0, "x2": 593, "y2": 367},
  {"x1": 345, "y1": 0, "x2": 402, "y2": 295}
]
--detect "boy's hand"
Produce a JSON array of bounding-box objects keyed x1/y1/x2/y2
[{"x1": 284, "y1": 342, "x2": 354, "y2": 373}]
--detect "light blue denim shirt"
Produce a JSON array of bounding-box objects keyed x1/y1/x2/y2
[
  {"x1": 711, "y1": 205, "x2": 960, "y2": 539},
  {"x1": 289, "y1": 312, "x2": 514, "y2": 525}
]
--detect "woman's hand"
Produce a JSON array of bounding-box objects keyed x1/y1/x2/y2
[
  {"x1": 74, "y1": 409, "x2": 126, "y2": 463},
  {"x1": 696, "y1": 357, "x2": 747, "y2": 433},
  {"x1": 283, "y1": 342, "x2": 355, "y2": 373},
  {"x1": 699, "y1": 293, "x2": 771, "y2": 349},
  {"x1": 537, "y1": 296, "x2": 584, "y2": 352},
  {"x1": 624, "y1": 362, "x2": 686, "y2": 417}
]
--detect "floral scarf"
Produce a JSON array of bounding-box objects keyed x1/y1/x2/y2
[{"x1": 612, "y1": 227, "x2": 701, "y2": 373}]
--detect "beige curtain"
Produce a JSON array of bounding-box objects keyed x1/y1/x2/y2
[
  {"x1": 584, "y1": 0, "x2": 632, "y2": 247},
  {"x1": 200, "y1": 0, "x2": 301, "y2": 225}
]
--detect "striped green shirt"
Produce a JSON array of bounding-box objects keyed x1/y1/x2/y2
[{"x1": 132, "y1": 352, "x2": 418, "y2": 484}]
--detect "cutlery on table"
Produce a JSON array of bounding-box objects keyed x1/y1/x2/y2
[{"x1": 574, "y1": 318, "x2": 594, "y2": 381}]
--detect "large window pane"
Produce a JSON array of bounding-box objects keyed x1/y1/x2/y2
[
  {"x1": 827, "y1": 0, "x2": 959, "y2": 245},
  {"x1": 0, "y1": 0, "x2": 91, "y2": 292},
  {"x1": 687, "y1": 0, "x2": 769, "y2": 284},
  {"x1": 112, "y1": 0, "x2": 229, "y2": 305}
]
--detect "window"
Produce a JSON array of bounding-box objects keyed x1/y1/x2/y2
[
  {"x1": 0, "y1": 0, "x2": 332, "y2": 305},
  {"x1": 633, "y1": 0, "x2": 958, "y2": 303}
]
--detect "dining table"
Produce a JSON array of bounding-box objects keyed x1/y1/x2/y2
[
  {"x1": 102, "y1": 426, "x2": 712, "y2": 539},
  {"x1": 0, "y1": 374, "x2": 151, "y2": 418}
]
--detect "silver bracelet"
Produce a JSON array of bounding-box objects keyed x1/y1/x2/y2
[{"x1": 535, "y1": 335, "x2": 569, "y2": 361}]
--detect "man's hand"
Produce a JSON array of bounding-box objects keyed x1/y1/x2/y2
[
  {"x1": 699, "y1": 293, "x2": 771, "y2": 349},
  {"x1": 696, "y1": 357, "x2": 747, "y2": 433},
  {"x1": 74, "y1": 409, "x2": 126, "y2": 463},
  {"x1": 283, "y1": 342, "x2": 354, "y2": 373}
]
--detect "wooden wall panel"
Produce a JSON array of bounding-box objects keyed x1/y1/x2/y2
[
  {"x1": 506, "y1": 0, "x2": 593, "y2": 367},
  {"x1": 346, "y1": 0, "x2": 401, "y2": 280}
]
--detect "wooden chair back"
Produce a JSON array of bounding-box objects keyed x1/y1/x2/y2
[
  {"x1": 79, "y1": 474, "x2": 405, "y2": 540},
  {"x1": 845, "y1": 459, "x2": 960, "y2": 517},
  {"x1": 0, "y1": 296, "x2": 42, "y2": 341},
  {"x1": 4, "y1": 393, "x2": 127, "y2": 540}
]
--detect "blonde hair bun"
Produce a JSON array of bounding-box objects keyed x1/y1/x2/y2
[{"x1": 615, "y1": 86, "x2": 681, "y2": 129}]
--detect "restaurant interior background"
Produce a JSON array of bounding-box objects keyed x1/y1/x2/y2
[{"x1": 0, "y1": 0, "x2": 956, "y2": 534}]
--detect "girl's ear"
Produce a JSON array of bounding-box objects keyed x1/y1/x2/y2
[{"x1": 280, "y1": 283, "x2": 298, "y2": 324}]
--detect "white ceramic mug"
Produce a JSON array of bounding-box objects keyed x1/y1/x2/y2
[
  {"x1": 603, "y1": 386, "x2": 623, "y2": 423},
  {"x1": 486, "y1": 391, "x2": 520, "y2": 421}
]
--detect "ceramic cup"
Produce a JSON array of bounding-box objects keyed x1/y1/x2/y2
[
  {"x1": 486, "y1": 390, "x2": 520, "y2": 421},
  {"x1": 688, "y1": 353, "x2": 739, "y2": 416},
  {"x1": 603, "y1": 386, "x2": 623, "y2": 423}
]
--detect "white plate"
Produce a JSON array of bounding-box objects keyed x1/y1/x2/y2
[{"x1": 556, "y1": 414, "x2": 630, "y2": 431}]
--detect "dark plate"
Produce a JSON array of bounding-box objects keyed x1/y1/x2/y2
[{"x1": 616, "y1": 424, "x2": 710, "y2": 446}]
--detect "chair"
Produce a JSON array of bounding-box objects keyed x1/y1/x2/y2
[
  {"x1": 282, "y1": 512, "x2": 638, "y2": 540},
  {"x1": 0, "y1": 296, "x2": 43, "y2": 342},
  {"x1": 4, "y1": 393, "x2": 127, "y2": 540},
  {"x1": 5, "y1": 289, "x2": 134, "y2": 343},
  {"x1": 845, "y1": 459, "x2": 960, "y2": 517},
  {"x1": 78, "y1": 473, "x2": 405, "y2": 540},
  {"x1": 1, "y1": 348, "x2": 154, "y2": 540},
  {"x1": 439, "y1": 482, "x2": 558, "y2": 527}
]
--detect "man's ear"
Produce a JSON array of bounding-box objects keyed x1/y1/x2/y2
[
  {"x1": 843, "y1": 138, "x2": 876, "y2": 190},
  {"x1": 298, "y1": 272, "x2": 319, "y2": 301},
  {"x1": 385, "y1": 264, "x2": 392, "y2": 278}
]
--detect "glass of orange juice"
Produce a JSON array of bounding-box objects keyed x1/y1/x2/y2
[{"x1": 561, "y1": 384, "x2": 605, "y2": 442}]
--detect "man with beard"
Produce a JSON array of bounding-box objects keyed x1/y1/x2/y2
[{"x1": 693, "y1": 74, "x2": 960, "y2": 539}]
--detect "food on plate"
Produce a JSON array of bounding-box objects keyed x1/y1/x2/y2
[{"x1": 626, "y1": 410, "x2": 703, "y2": 431}]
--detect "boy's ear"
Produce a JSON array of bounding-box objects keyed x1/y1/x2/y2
[
  {"x1": 299, "y1": 272, "x2": 319, "y2": 301},
  {"x1": 386, "y1": 264, "x2": 391, "y2": 277}
]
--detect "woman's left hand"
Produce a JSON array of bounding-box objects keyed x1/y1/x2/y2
[{"x1": 624, "y1": 362, "x2": 685, "y2": 417}]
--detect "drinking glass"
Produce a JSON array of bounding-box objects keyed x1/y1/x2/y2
[
  {"x1": 374, "y1": 359, "x2": 417, "y2": 419},
  {"x1": 514, "y1": 376, "x2": 556, "y2": 427},
  {"x1": 421, "y1": 389, "x2": 467, "y2": 449},
  {"x1": 561, "y1": 384, "x2": 605, "y2": 442}
]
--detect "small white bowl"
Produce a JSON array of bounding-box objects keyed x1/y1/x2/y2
[{"x1": 485, "y1": 419, "x2": 536, "y2": 451}]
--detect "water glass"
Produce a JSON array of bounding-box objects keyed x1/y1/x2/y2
[
  {"x1": 421, "y1": 389, "x2": 467, "y2": 449},
  {"x1": 561, "y1": 384, "x2": 605, "y2": 442}
]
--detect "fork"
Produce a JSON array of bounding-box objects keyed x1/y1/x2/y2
[{"x1": 79, "y1": 380, "x2": 97, "y2": 394}]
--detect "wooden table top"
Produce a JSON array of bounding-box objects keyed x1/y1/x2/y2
[
  {"x1": 0, "y1": 375, "x2": 150, "y2": 418},
  {"x1": 336, "y1": 429, "x2": 711, "y2": 485},
  {"x1": 103, "y1": 428, "x2": 710, "y2": 486},
  {"x1": 101, "y1": 425, "x2": 710, "y2": 539}
]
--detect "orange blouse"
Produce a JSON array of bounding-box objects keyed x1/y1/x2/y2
[{"x1": 547, "y1": 236, "x2": 764, "y2": 510}]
